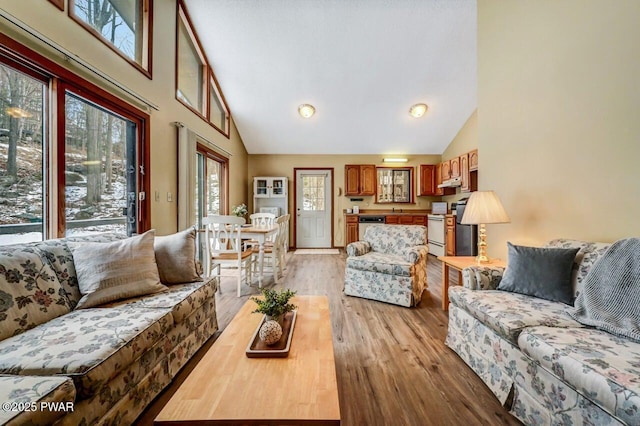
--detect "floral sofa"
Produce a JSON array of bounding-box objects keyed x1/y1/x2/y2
[
  {"x1": 445, "y1": 239, "x2": 640, "y2": 425},
  {"x1": 344, "y1": 224, "x2": 428, "y2": 307},
  {"x1": 0, "y1": 232, "x2": 218, "y2": 426}
]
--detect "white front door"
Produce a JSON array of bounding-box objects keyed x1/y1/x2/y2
[{"x1": 295, "y1": 170, "x2": 332, "y2": 248}]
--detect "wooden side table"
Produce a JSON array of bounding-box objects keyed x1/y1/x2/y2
[{"x1": 437, "y1": 256, "x2": 507, "y2": 310}]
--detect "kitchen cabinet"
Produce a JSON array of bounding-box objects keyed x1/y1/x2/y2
[
  {"x1": 450, "y1": 157, "x2": 461, "y2": 178},
  {"x1": 446, "y1": 216, "x2": 456, "y2": 256},
  {"x1": 434, "y1": 162, "x2": 455, "y2": 196},
  {"x1": 469, "y1": 149, "x2": 479, "y2": 171},
  {"x1": 345, "y1": 165, "x2": 375, "y2": 196},
  {"x1": 345, "y1": 215, "x2": 359, "y2": 245},
  {"x1": 385, "y1": 214, "x2": 427, "y2": 225},
  {"x1": 418, "y1": 165, "x2": 436, "y2": 196},
  {"x1": 460, "y1": 153, "x2": 470, "y2": 193},
  {"x1": 441, "y1": 160, "x2": 451, "y2": 182},
  {"x1": 253, "y1": 177, "x2": 288, "y2": 216}
]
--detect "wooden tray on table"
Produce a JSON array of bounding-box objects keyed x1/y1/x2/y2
[{"x1": 246, "y1": 311, "x2": 297, "y2": 358}]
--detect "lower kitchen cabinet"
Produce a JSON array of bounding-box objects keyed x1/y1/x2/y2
[
  {"x1": 346, "y1": 215, "x2": 359, "y2": 245},
  {"x1": 446, "y1": 216, "x2": 456, "y2": 256}
]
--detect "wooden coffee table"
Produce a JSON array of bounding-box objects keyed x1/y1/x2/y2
[{"x1": 155, "y1": 295, "x2": 340, "y2": 425}]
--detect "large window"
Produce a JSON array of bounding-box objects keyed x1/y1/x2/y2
[
  {"x1": 376, "y1": 167, "x2": 414, "y2": 204},
  {"x1": 70, "y1": 0, "x2": 152, "y2": 77},
  {"x1": 0, "y1": 37, "x2": 150, "y2": 245},
  {"x1": 195, "y1": 145, "x2": 227, "y2": 230},
  {"x1": 0, "y1": 62, "x2": 46, "y2": 244},
  {"x1": 177, "y1": 1, "x2": 231, "y2": 137}
]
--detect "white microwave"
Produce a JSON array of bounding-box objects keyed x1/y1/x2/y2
[
  {"x1": 259, "y1": 207, "x2": 280, "y2": 216},
  {"x1": 431, "y1": 202, "x2": 447, "y2": 215}
]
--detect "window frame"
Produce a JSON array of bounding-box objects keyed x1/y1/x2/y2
[
  {"x1": 197, "y1": 142, "x2": 229, "y2": 216},
  {"x1": 0, "y1": 34, "x2": 151, "y2": 240},
  {"x1": 48, "y1": 0, "x2": 64, "y2": 11},
  {"x1": 176, "y1": 0, "x2": 231, "y2": 138},
  {"x1": 69, "y1": 0, "x2": 153, "y2": 79},
  {"x1": 375, "y1": 166, "x2": 415, "y2": 204}
]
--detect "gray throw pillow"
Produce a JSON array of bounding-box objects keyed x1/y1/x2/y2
[
  {"x1": 68, "y1": 230, "x2": 168, "y2": 309},
  {"x1": 154, "y1": 228, "x2": 202, "y2": 284},
  {"x1": 497, "y1": 242, "x2": 580, "y2": 304}
]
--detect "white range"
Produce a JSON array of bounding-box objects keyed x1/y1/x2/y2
[{"x1": 427, "y1": 214, "x2": 445, "y2": 257}]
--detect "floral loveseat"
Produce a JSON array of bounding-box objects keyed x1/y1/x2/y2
[
  {"x1": 0, "y1": 231, "x2": 218, "y2": 425},
  {"x1": 344, "y1": 224, "x2": 428, "y2": 307},
  {"x1": 445, "y1": 239, "x2": 640, "y2": 425}
]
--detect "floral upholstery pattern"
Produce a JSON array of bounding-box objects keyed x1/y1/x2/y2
[
  {"x1": 0, "y1": 306, "x2": 173, "y2": 398},
  {"x1": 103, "y1": 278, "x2": 217, "y2": 323},
  {"x1": 344, "y1": 225, "x2": 427, "y2": 307},
  {"x1": 0, "y1": 375, "x2": 75, "y2": 426},
  {"x1": 461, "y1": 265, "x2": 505, "y2": 290},
  {"x1": 449, "y1": 286, "x2": 583, "y2": 344},
  {"x1": 346, "y1": 241, "x2": 370, "y2": 257},
  {"x1": 519, "y1": 326, "x2": 640, "y2": 424},
  {"x1": 0, "y1": 245, "x2": 70, "y2": 341},
  {"x1": 447, "y1": 237, "x2": 633, "y2": 426}
]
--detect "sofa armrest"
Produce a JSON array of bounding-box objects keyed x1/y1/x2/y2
[
  {"x1": 462, "y1": 265, "x2": 506, "y2": 290},
  {"x1": 346, "y1": 241, "x2": 371, "y2": 257},
  {"x1": 402, "y1": 245, "x2": 429, "y2": 264}
]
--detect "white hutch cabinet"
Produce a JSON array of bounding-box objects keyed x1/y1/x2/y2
[{"x1": 253, "y1": 177, "x2": 288, "y2": 216}]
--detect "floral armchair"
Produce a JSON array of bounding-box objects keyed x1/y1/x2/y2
[{"x1": 344, "y1": 224, "x2": 428, "y2": 307}]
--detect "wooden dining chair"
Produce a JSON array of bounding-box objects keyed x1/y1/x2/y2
[
  {"x1": 244, "y1": 212, "x2": 276, "y2": 249},
  {"x1": 251, "y1": 214, "x2": 289, "y2": 283},
  {"x1": 203, "y1": 215, "x2": 254, "y2": 297}
]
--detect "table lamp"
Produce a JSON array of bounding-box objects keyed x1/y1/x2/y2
[{"x1": 460, "y1": 190, "x2": 510, "y2": 263}]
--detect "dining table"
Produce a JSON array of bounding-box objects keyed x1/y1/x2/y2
[{"x1": 240, "y1": 224, "x2": 279, "y2": 286}]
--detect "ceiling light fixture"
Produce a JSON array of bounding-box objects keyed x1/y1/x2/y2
[
  {"x1": 409, "y1": 103, "x2": 428, "y2": 118},
  {"x1": 383, "y1": 157, "x2": 408, "y2": 163},
  {"x1": 298, "y1": 104, "x2": 316, "y2": 118}
]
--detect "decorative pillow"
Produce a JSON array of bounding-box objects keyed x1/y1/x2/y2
[
  {"x1": 0, "y1": 245, "x2": 70, "y2": 341},
  {"x1": 154, "y1": 228, "x2": 202, "y2": 284},
  {"x1": 68, "y1": 230, "x2": 168, "y2": 309},
  {"x1": 497, "y1": 242, "x2": 580, "y2": 304}
]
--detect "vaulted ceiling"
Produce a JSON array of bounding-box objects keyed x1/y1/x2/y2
[{"x1": 185, "y1": 0, "x2": 477, "y2": 155}]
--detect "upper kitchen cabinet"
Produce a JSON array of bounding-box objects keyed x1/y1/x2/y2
[
  {"x1": 441, "y1": 160, "x2": 451, "y2": 182},
  {"x1": 469, "y1": 149, "x2": 478, "y2": 171},
  {"x1": 450, "y1": 157, "x2": 461, "y2": 178},
  {"x1": 418, "y1": 165, "x2": 436, "y2": 196},
  {"x1": 345, "y1": 165, "x2": 376, "y2": 196},
  {"x1": 254, "y1": 177, "x2": 287, "y2": 198},
  {"x1": 460, "y1": 153, "x2": 470, "y2": 192}
]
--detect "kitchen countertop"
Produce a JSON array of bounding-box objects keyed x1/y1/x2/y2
[{"x1": 344, "y1": 209, "x2": 449, "y2": 216}]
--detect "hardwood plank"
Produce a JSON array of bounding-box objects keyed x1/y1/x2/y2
[{"x1": 137, "y1": 252, "x2": 520, "y2": 426}]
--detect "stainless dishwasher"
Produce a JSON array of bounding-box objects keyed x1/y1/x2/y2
[{"x1": 358, "y1": 215, "x2": 385, "y2": 240}]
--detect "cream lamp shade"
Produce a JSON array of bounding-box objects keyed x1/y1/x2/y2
[{"x1": 461, "y1": 190, "x2": 510, "y2": 263}]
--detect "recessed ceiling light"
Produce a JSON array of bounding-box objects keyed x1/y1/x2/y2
[
  {"x1": 409, "y1": 103, "x2": 428, "y2": 118},
  {"x1": 298, "y1": 104, "x2": 316, "y2": 118}
]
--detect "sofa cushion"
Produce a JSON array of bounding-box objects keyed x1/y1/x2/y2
[
  {"x1": 519, "y1": 326, "x2": 640, "y2": 424},
  {"x1": 363, "y1": 225, "x2": 427, "y2": 256},
  {"x1": 36, "y1": 233, "x2": 128, "y2": 309},
  {"x1": 346, "y1": 252, "x2": 414, "y2": 277},
  {"x1": 0, "y1": 245, "x2": 70, "y2": 341},
  {"x1": 103, "y1": 278, "x2": 217, "y2": 323},
  {"x1": 154, "y1": 228, "x2": 202, "y2": 285},
  {"x1": 497, "y1": 242, "x2": 579, "y2": 304},
  {"x1": 0, "y1": 375, "x2": 76, "y2": 426},
  {"x1": 0, "y1": 306, "x2": 172, "y2": 398},
  {"x1": 449, "y1": 286, "x2": 583, "y2": 344},
  {"x1": 68, "y1": 230, "x2": 168, "y2": 309}
]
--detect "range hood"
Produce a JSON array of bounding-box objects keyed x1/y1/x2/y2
[{"x1": 437, "y1": 176, "x2": 462, "y2": 188}]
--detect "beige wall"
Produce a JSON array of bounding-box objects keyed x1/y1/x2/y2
[
  {"x1": 248, "y1": 155, "x2": 441, "y2": 247},
  {"x1": 478, "y1": 0, "x2": 640, "y2": 259},
  {"x1": 1, "y1": 0, "x2": 248, "y2": 235},
  {"x1": 441, "y1": 109, "x2": 478, "y2": 205}
]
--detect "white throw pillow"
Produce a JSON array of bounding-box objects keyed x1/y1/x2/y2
[
  {"x1": 154, "y1": 227, "x2": 202, "y2": 284},
  {"x1": 68, "y1": 230, "x2": 168, "y2": 309}
]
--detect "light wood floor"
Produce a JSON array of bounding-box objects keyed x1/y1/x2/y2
[{"x1": 137, "y1": 252, "x2": 521, "y2": 426}]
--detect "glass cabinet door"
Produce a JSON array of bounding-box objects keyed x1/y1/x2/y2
[
  {"x1": 271, "y1": 178, "x2": 286, "y2": 197},
  {"x1": 255, "y1": 178, "x2": 268, "y2": 197}
]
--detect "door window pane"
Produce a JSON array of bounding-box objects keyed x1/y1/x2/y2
[
  {"x1": 64, "y1": 94, "x2": 134, "y2": 236},
  {"x1": 177, "y1": 12, "x2": 205, "y2": 113},
  {"x1": 302, "y1": 176, "x2": 325, "y2": 211},
  {"x1": 0, "y1": 63, "x2": 46, "y2": 244}
]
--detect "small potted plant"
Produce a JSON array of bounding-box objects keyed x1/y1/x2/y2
[
  {"x1": 251, "y1": 288, "x2": 297, "y2": 326},
  {"x1": 231, "y1": 203, "x2": 248, "y2": 218}
]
